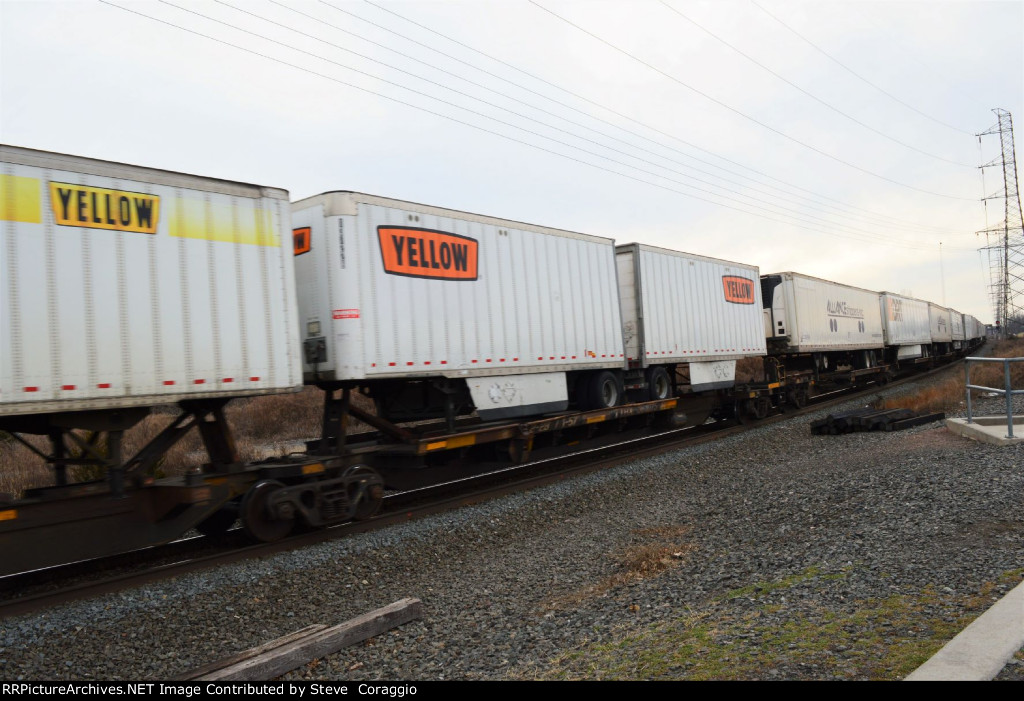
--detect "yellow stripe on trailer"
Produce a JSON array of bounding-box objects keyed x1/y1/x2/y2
[
  {"x1": 171, "y1": 197, "x2": 281, "y2": 247},
  {"x1": 0, "y1": 174, "x2": 42, "y2": 224}
]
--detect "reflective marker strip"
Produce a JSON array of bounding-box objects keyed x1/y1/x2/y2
[
  {"x1": 427, "y1": 434, "x2": 477, "y2": 451},
  {"x1": 0, "y1": 510, "x2": 16, "y2": 521}
]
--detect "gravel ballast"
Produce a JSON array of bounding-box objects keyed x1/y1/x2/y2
[{"x1": 1, "y1": 366, "x2": 1022, "y2": 681}]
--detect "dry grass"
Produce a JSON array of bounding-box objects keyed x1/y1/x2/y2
[
  {"x1": 0, "y1": 387, "x2": 378, "y2": 498},
  {"x1": 542, "y1": 526, "x2": 693, "y2": 611},
  {"x1": 877, "y1": 338, "x2": 1024, "y2": 415},
  {"x1": 735, "y1": 357, "x2": 765, "y2": 383}
]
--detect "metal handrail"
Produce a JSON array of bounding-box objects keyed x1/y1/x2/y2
[{"x1": 964, "y1": 356, "x2": 1024, "y2": 438}]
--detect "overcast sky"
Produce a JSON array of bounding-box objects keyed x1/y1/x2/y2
[{"x1": 3, "y1": 0, "x2": 1022, "y2": 321}]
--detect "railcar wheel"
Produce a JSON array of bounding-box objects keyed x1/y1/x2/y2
[
  {"x1": 789, "y1": 390, "x2": 808, "y2": 409},
  {"x1": 241, "y1": 480, "x2": 294, "y2": 542},
  {"x1": 587, "y1": 371, "x2": 621, "y2": 409},
  {"x1": 646, "y1": 366, "x2": 672, "y2": 401},
  {"x1": 345, "y1": 465, "x2": 384, "y2": 520},
  {"x1": 195, "y1": 504, "x2": 238, "y2": 537}
]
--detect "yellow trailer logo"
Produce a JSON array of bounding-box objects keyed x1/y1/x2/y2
[{"x1": 49, "y1": 182, "x2": 160, "y2": 234}]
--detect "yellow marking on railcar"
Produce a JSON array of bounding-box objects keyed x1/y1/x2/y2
[
  {"x1": 586, "y1": 415, "x2": 607, "y2": 424},
  {"x1": 768, "y1": 382, "x2": 780, "y2": 389},
  {"x1": 445, "y1": 435, "x2": 477, "y2": 449},
  {"x1": 302, "y1": 463, "x2": 325, "y2": 475},
  {"x1": 426, "y1": 440, "x2": 448, "y2": 451},
  {"x1": 0, "y1": 175, "x2": 42, "y2": 223},
  {"x1": 170, "y1": 196, "x2": 281, "y2": 247},
  {"x1": 0, "y1": 509, "x2": 17, "y2": 521}
]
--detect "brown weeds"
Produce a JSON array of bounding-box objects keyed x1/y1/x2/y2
[
  {"x1": 542, "y1": 526, "x2": 693, "y2": 610},
  {"x1": 0, "y1": 386, "x2": 377, "y2": 497},
  {"x1": 878, "y1": 339, "x2": 1024, "y2": 414},
  {"x1": 735, "y1": 357, "x2": 765, "y2": 383}
]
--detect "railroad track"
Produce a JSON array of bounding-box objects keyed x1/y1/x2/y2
[{"x1": 0, "y1": 361, "x2": 959, "y2": 619}]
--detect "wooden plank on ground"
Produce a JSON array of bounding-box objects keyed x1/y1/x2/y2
[
  {"x1": 175, "y1": 625, "x2": 327, "y2": 681},
  {"x1": 185, "y1": 597, "x2": 423, "y2": 681}
]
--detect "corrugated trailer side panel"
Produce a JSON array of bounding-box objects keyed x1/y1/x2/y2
[
  {"x1": 292, "y1": 192, "x2": 625, "y2": 382},
  {"x1": 949, "y1": 309, "x2": 965, "y2": 341},
  {"x1": 0, "y1": 146, "x2": 301, "y2": 416},
  {"x1": 766, "y1": 272, "x2": 884, "y2": 352},
  {"x1": 617, "y1": 243, "x2": 765, "y2": 366},
  {"x1": 968, "y1": 315, "x2": 983, "y2": 340},
  {"x1": 879, "y1": 293, "x2": 931, "y2": 345},
  {"x1": 928, "y1": 303, "x2": 953, "y2": 343}
]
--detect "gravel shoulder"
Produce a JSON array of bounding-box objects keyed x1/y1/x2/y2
[{"x1": 1, "y1": 365, "x2": 1022, "y2": 681}]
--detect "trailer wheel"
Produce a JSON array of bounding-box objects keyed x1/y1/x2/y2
[
  {"x1": 646, "y1": 367, "x2": 672, "y2": 401},
  {"x1": 241, "y1": 480, "x2": 294, "y2": 542},
  {"x1": 587, "y1": 371, "x2": 621, "y2": 409}
]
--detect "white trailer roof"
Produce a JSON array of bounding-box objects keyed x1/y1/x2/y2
[
  {"x1": 1, "y1": 144, "x2": 288, "y2": 200},
  {"x1": 292, "y1": 191, "x2": 613, "y2": 245}
]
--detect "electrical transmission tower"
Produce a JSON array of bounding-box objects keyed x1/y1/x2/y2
[{"x1": 978, "y1": 108, "x2": 1024, "y2": 337}]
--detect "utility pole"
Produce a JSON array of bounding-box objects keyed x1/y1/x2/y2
[{"x1": 977, "y1": 108, "x2": 1024, "y2": 337}]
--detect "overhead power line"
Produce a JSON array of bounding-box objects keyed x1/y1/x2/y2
[
  {"x1": 658, "y1": 0, "x2": 975, "y2": 168},
  {"x1": 155, "y1": 0, "x2": 957, "y2": 248},
  {"x1": 98, "y1": 0, "x2": 976, "y2": 252},
  {"x1": 751, "y1": 0, "x2": 976, "y2": 136},
  {"x1": 358, "y1": 0, "x2": 970, "y2": 234},
  {"x1": 529, "y1": 0, "x2": 974, "y2": 201},
  {"x1": 231, "y1": 0, "x2": 964, "y2": 243}
]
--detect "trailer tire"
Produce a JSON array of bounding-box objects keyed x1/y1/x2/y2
[
  {"x1": 646, "y1": 366, "x2": 672, "y2": 401},
  {"x1": 586, "y1": 371, "x2": 622, "y2": 410}
]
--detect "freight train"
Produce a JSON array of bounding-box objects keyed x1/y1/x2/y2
[{"x1": 0, "y1": 146, "x2": 986, "y2": 574}]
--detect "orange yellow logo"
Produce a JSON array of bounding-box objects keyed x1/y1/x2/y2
[
  {"x1": 722, "y1": 275, "x2": 756, "y2": 304},
  {"x1": 293, "y1": 227, "x2": 311, "y2": 255},
  {"x1": 377, "y1": 226, "x2": 478, "y2": 281}
]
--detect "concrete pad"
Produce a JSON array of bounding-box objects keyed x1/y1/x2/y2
[
  {"x1": 945, "y1": 416, "x2": 1024, "y2": 445},
  {"x1": 905, "y1": 579, "x2": 1024, "y2": 681}
]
